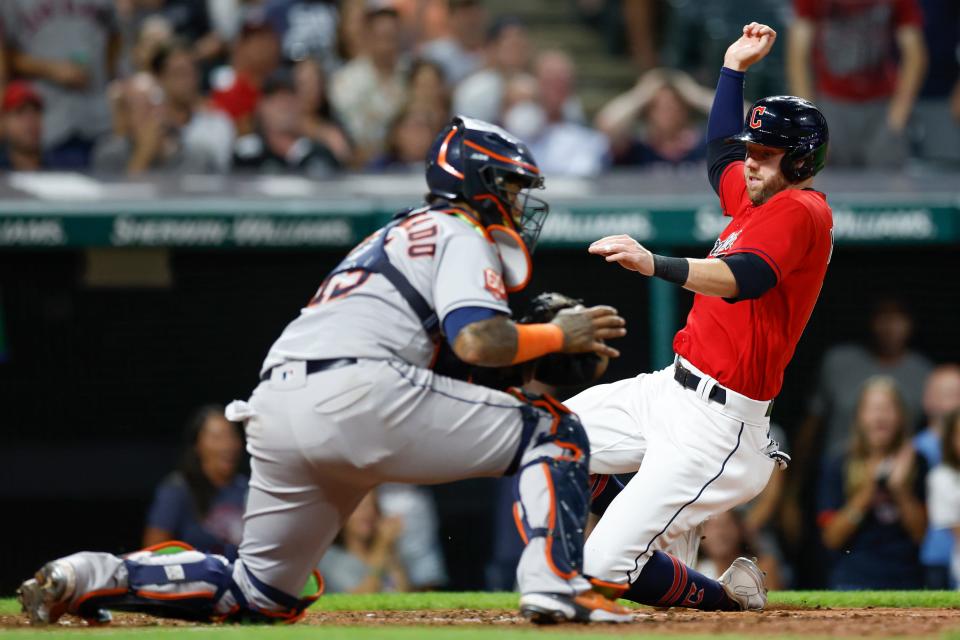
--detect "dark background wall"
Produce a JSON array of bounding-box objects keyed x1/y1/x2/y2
[{"x1": 1, "y1": 246, "x2": 958, "y2": 593}]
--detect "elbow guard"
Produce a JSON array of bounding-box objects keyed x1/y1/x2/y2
[{"x1": 721, "y1": 252, "x2": 777, "y2": 301}]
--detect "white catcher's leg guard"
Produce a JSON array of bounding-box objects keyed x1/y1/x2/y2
[{"x1": 510, "y1": 395, "x2": 592, "y2": 596}]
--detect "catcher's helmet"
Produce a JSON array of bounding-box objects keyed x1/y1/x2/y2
[
  {"x1": 426, "y1": 115, "x2": 548, "y2": 250},
  {"x1": 727, "y1": 96, "x2": 829, "y2": 183}
]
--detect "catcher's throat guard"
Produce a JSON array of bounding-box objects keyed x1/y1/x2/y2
[{"x1": 488, "y1": 224, "x2": 532, "y2": 292}]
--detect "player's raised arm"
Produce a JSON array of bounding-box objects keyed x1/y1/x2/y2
[
  {"x1": 706, "y1": 22, "x2": 778, "y2": 194},
  {"x1": 450, "y1": 307, "x2": 625, "y2": 368}
]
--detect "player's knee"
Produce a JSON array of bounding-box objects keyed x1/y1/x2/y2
[{"x1": 584, "y1": 543, "x2": 651, "y2": 585}]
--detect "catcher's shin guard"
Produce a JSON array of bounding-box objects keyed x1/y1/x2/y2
[{"x1": 509, "y1": 393, "x2": 592, "y2": 593}]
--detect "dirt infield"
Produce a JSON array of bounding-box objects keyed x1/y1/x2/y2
[{"x1": 3, "y1": 605, "x2": 960, "y2": 636}]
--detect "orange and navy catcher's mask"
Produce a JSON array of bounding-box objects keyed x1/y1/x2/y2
[{"x1": 426, "y1": 115, "x2": 549, "y2": 251}]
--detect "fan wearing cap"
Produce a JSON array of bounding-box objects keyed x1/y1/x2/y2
[
  {"x1": 0, "y1": 81, "x2": 52, "y2": 171},
  {"x1": 565, "y1": 23, "x2": 834, "y2": 612}
]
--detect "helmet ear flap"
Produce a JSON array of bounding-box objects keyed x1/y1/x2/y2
[{"x1": 780, "y1": 144, "x2": 815, "y2": 183}]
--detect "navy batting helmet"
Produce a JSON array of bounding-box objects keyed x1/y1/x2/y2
[
  {"x1": 727, "y1": 96, "x2": 829, "y2": 183},
  {"x1": 426, "y1": 115, "x2": 548, "y2": 250}
]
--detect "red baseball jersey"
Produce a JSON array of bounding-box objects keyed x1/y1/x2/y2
[{"x1": 673, "y1": 161, "x2": 834, "y2": 400}]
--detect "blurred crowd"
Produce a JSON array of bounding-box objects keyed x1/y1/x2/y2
[{"x1": 0, "y1": 0, "x2": 956, "y2": 176}]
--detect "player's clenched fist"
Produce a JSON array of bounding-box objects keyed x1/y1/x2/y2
[
  {"x1": 589, "y1": 235, "x2": 655, "y2": 276},
  {"x1": 723, "y1": 22, "x2": 777, "y2": 72},
  {"x1": 551, "y1": 305, "x2": 626, "y2": 359}
]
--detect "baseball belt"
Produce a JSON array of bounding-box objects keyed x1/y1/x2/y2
[{"x1": 673, "y1": 361, "x2": 774, "y2": 418}]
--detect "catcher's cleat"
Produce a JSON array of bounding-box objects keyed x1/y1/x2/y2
[
  {"x1": 718, "y1": 556, "x2": 768, "y2": 611},
  {"x1": 519, "y1": 589, "x2": 633, "y2": 624},
  {"x1": 17, "y1": 561, "x2": 77, "y2": 625}
]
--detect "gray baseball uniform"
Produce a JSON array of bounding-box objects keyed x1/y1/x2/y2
[
  {"x1": 38, "y1": 204, "x2": 593, "y2": 622},
  {"x1": 234, "y1": 205, "x2": 592, "y2": 598}
]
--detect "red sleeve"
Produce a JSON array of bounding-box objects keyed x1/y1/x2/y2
[
  {"x1": 793, "y1": 0, "x2": 818, "y2": 20},
  {"x1": 718, "y1": 161, "x2": 748, "y2": 217},
  {"x1": 726, "y1": 199, "x2": 817, "y2": 283},
  {"x1": 894, "y1": 0, "x2": 923, "y2": 27}
]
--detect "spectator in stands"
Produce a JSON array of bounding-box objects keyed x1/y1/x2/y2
[
  {"x1": 154, "y1": 40, "x2": 236, "y2": 172},
  {"x1": 911, "y1": 0, "x2": 960, "y2": 165},
  {"x1": 595, "y1": 68, "x2": 713, "y2": 167},
  {"x1": 265, "y1": 0, "x2": 341, "y2": 70},
  {"x1": 124, "y1": 14, "x2": 174, "y2": 77},
  {"x1": 915, "y1": 366, "x2": 960, "y2": 467},
  {"x1": 787, "y1": 0, "x2": 928, "y2": 168},
  {"x1": 914, "y1": 365, "x2": 960, "y2": 587},
  {"x1": 0, "y1": 81, "x2": 55, "y2": 171},
  {"x1": 330, "y1": 3, "x2": 409, "y2": 165},
  {"x1": 407, "y1": 59, "x2": 451, "y2": 119},
  {"x1": 927, "y1": 410, "x2": 960, "y2": 588},
  {"x1": 93, "y1": 41, "x2": 236, "y2": 175},
  {"x1": 419, "y1": 0, "x2": 488, "y2": 85},
  {"x1": 143, "y1": 405, "x2": 248, "y2": 559},
  {"x1": 337, "y1": 0, "x2": 369, "y2": 62},
  {"x1": 318, "y1": 490, "x2": 410, "y2": 593},
  {"x1": 367, "y1": 102, "x2": 442, "y2": 171},
  {"x1": 1, "y1": 0, "x2": 121, "y2": 168},
  {"x1": 378, "y1": 484, "x2": 448, "y2": 590},
  {"x1": 697, "y1": 509, "x2": 785, "y2": 591},
  {"x1": 501, "y1": 50, "x2": 609, "y2": 177},
  {"x1": 817, "y1": 377, "x2": 928, "y2": 590},
  {"x1": 293, "y1": 58, "x2": 353, "y2": 167},
  {"x1": 452, "y1": 16, "x2": 531, "y2": 124},
  {"x1": 797, "y1": 299, "x2": 933, "y2": 466},
  {"x1": 391, "y1": 0, "x2": 447, "y2": 48},
  {"x1": 93, "y1": 74, "x2": 165, "y2": 175},
  {"x1": 234, "y1": 68, "x2": 342, "y2": 176},
  {"x1": 210, "y1": 10, "x2": 282, "y2": 136},
  {"x1": 117, "y1": 0, "x2": 224, "y2": 71}
]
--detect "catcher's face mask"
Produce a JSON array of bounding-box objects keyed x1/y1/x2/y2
[{"x1": 479, "y1": 168, "x2": 549, "y2": 252}]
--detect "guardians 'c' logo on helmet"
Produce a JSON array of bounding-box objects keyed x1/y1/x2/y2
[{"x1": 727, "y1": 96, "x2": 829, "y2": 182}]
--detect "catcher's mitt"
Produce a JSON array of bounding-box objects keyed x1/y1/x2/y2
[
  {"x1": 437, "y1": 291, "x2": 609, "y2": 391},
  {"x1": 520, "y1": 292, "x2": 608, "y2": 387}
]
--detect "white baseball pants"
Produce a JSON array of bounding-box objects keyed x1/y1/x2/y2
[{"x1": 566, "y1": 356, "x2": 776, "y2": 586}]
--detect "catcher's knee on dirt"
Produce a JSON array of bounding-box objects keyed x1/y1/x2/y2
[
  {"x1": 67, "y1": 542, "x2": 322, "y2": 624},
  {"x1": 509, "y1": 396, "x2": 591, "y2": 580}
]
